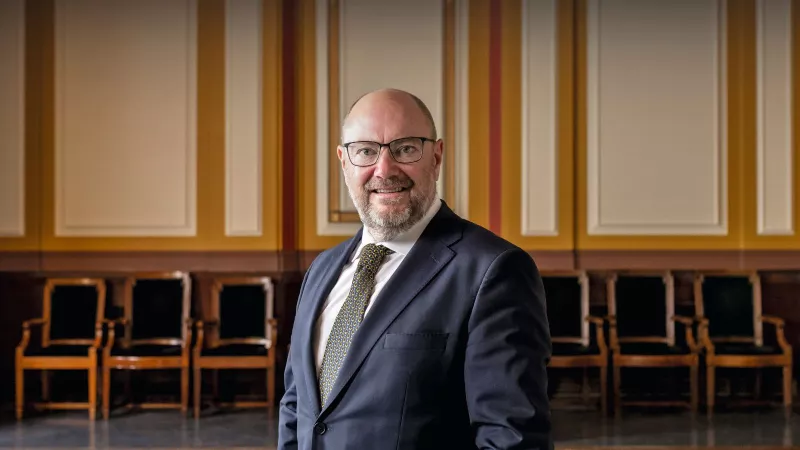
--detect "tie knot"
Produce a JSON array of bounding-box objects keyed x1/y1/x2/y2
[{"x1": 358, "y1": 243, "x2": 393, "y2": 273}]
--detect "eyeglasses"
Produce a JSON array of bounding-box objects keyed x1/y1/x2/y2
[{"x1": 342, "y1": 136, "x2": 435, "y2": 167}]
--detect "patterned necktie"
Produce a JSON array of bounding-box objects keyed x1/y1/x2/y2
[{"x1": 318, "y1": 243, "x2": 394, "y2": 406}]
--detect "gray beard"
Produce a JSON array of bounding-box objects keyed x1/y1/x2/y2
[{"x1": 349, "y1": 187, "x2": 435, "y2": 242}]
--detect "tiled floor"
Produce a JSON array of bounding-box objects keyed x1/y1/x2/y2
[{"x1": 0, "y1": 408, "x2": 797, "y2": 448}]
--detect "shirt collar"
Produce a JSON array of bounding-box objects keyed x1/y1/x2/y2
[{"x1": 352, "y1": 197, "x2": 442, "y2": 262}]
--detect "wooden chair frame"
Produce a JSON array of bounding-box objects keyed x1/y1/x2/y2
[
  {"x1": 607, "y1": 271, "x2": 700, "y2": 415},
  {"x1": 693, "y1": 271, "x2": 792, "y2": 414},
  {"x1": 193, "y1": 276, "x2": 277, "y2": 418},
  {"x1": 102, "y1": 271, "x2": 193, "y2": 418},
  {"x1": 543, "y1": 270, "x2": 608, "y2": 413},
  {"x1": 15, "y1": 278, "x2": 107, "y2": 420}
]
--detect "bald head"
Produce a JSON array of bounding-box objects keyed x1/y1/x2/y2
[{"x1": 341, "y1": 88, "x2": 437, "y2": 143}]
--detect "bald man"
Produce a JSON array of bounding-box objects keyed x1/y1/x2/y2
[{"x1": 278, "y1": 89, "x2": 553, "y2": 449}]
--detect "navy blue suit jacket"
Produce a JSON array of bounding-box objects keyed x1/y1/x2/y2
[{"x1": 278, "y1": 202, "x2": 553, "y2": 449}]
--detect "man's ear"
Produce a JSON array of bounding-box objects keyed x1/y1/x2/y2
[
  {"x1": 433, "y1": 139, "x2": 444, "y2": 180},
  {"x1": 337, "y1": 145, "x2": 346, "y2": 170}
]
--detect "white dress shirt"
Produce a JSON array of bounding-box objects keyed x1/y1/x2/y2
[{"x1": 313, "y1": 197, "x2": 442, "y2": 372}]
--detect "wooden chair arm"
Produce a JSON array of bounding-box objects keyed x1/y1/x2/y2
[
  {"x1": 193, "y1": 320, "x2": 218, "y2": 351},
  {"x1": 671, "y1": 315, "x2": 699, "y2": 352},
  {"x1": 605, "y1": 314, "x2": 619, "y2": 351},
  {"x1": 761, "y1": 315, "x2": 791, "y2": 352},
  {"x1": 585, "y1": 315, "x2": 607, "y2": 352},
  {"x1": 17, "y1": 318, "x2": 46, "y2": 351}
]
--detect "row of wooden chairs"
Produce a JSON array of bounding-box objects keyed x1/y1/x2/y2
[
  {"x1": 15, "y1": 272, "x2": 277, "y2": 420},
  {"x1": 545, "y1": 270, "x2": 793, "y2": 416}
]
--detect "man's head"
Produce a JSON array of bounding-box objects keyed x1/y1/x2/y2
[{"x1": 337, "y1": 88, "x2": 443, "y2": 241}]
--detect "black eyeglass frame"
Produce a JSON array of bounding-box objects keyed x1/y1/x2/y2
[{"x1": 341, "y1": 136, "x2": 437, "y2": 167}]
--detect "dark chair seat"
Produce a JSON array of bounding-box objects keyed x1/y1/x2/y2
[
  {"x1": 200, "y1": 344, "x2": 269, "y2": 357},
  {"x1": 24, "y1": 345, "x2": 96, "y2": 357},
  {"x1": 552, "y1": 342, "x2": 601, "y2": 356},
  {"x1": 618, "y1": 342, "x2": 691, "y2": 355},
  {"x1": 713, "y1": 343, "x2": 783, "y2": 355},
  {"x1": 109, "y1": 344, "x2": 183, "y2": 357}
]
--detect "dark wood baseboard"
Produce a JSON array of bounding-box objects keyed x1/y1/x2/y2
[{"x1": 2, "y1": 249, "x2": 800, "y2": 273}]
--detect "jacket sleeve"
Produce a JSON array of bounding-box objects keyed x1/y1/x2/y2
[
  {"x1": 277, "y1": 261, "x2": 315, "y2": 450},
  {"x1": 465, "y1": 248, "x2": 553, "y2": 450}
]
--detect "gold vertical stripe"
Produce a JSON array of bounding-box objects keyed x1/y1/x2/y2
[
  {"x1": 468, "y1": 0, "x2": 490, "y2": 230},
  {"x1": 327, "y1": 0, "x2": 343, "y2": 222},
  {"x1": 575, "y1": 0, "x2": 744, "y2": 250}
]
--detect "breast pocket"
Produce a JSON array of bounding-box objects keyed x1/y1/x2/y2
[{"x1": 383, "y1": 333, "x2": 449, "y2": 351}]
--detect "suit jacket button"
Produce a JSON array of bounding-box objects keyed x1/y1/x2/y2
[{"x1": 314, "y1": 422, "x2": 327, "y2": 435}]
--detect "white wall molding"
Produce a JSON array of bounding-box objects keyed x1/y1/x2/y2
[
  {"x1": 586, "y1": 0, "x2": 727, "y2": 236},
  {"x1": 0, "y1": 0, "x2": 26, "y2": 237},
  {"x1": 55, "y1": 0, "x2": 197, "y2": 236},
  {"x1": 756, "y1": 0, "x2": 794, "y2": 236},
  {"x1": 225, "y1": 0, "x2": 263, "y2": 237},
  {"x1": 521, "y1": 0, "x2": 558, "y2": 236}
]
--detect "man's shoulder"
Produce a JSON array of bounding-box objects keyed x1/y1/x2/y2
[{"x1": 455, "y1": 216, "x2": 529, "y2": 261}]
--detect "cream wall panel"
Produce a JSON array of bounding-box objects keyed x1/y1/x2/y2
[
  {"x1": 55, "y1": 0, "x2": 197, "y2": 236},
  {"x1": 316, "y1": 0, "x2": 455, "y2": 236},
  {"x1": 587, "y1": 0, "x2": 726, "y2": 235},
  {"x1": 756, "y1": 0, "x2": 794, "y2": 235},
  {"x1": 225, "y1": 0, "x2": 263, "y2": 237},
  {"x1": 0, "y1": 0, "x2": 26, "y2": 237},
  {"x1": 521, "y1": 0, "x2": 558, "y2": 236}
]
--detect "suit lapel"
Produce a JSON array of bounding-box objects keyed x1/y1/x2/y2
[
  {"x1": 300, "y1": 230, "x2": 362, "y2": 416},
  {"x1": 319, "y1": 204, "x2": 463, "y2": 417}
]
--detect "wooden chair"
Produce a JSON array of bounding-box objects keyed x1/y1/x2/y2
[
  {"x1": 607, "y1": 271, "x2": 700, "y2": 415},
  {"x1": 694, "y1": 271, "x2": 792, "y2": 415},
  {"x1": 193, "y1": 276, "x2": 277, "y2": 418},
  {"x1": 543, "y1": 270, "x2": 608, "y2": 413},
  {"x1": 15, "y1": 278, "x2": 107, "y2": 420},
  {"x1": 102, "y1": 271, "x2": 193, "y2": 418}
]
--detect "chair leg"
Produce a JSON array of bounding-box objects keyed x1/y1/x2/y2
[
  {"x1": 267, "y1": 367, "x2": 275, "y2": 410},
  {"x1": 102, "y1": 366, "x2": 111, "y2": 419},
  {"x1": 599, "y1": 364, "x2": 608, "y2": 415},
  {"x1": 783, "y1": 364, "x2": 792, "y2": 409},
  {"x1": 88, "y1": 364, "x2": 97, "y2": 420},
  {"x1": 613, "y1": 365, "x2": 621, "y2": 417},
  {"x1": 15, "y1": 356, "x2": 23, "y2": 420},
  {"x1": 690, "y1": 363, "x2": 698, "y2": 413},
  {"x1": 706, "y1": 366, "x2": 715, "y2": 417},
  {"x1": 181, "y1": 365, "x2": 189, "y2": 415},
  {"x1": 41, "y1": 370, "x2": 50, "y2": 401},
  {"x1": 194, "y1": 366, "x2": 202, "y2": 419}
]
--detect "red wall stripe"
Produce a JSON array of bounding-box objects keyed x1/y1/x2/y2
[{"x1": 488, "y1": 0, "x2": 502, "y2": 234}]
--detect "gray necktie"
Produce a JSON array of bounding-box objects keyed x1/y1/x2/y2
[{"x1": 318, "y1": 243, "x2": 394, "y2": 406}]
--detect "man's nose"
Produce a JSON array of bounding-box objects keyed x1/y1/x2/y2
[{"x1": 372, "y1": 147, "x2": 399, "y2": 177}]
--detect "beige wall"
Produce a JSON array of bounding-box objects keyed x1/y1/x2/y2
[{"x1": 0, "y1": 0, "x2": 797, "y2": 257}]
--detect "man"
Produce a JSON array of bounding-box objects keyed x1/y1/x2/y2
[{"x1": 278, "y1": 88, "x2": 552, "y2": 449}]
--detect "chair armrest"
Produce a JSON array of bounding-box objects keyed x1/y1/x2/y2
[
  {"x1": 605, "y1": 314, "x2": 619, "y2": 350},
  {"x1": 585, "y1": 315, "x2": 607, "y2": 352},
  {"x1": 17, "y1": 318, "x2": 46, "y2": 351},
  {"x1": 193, "y1": 320, "x2": 219, "y2": 351},
  {"x1": 670, "y1": 315, "x2": 699, "y2": 352},
  {"x1": 761, "y1": 315, "x2": 791, "y2": 352}
]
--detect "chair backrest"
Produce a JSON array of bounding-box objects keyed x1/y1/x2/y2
[
  {"x1": 123, "y1": 271, "x2": 191, "y2": 346},
  {"x1": 211, "y1": 276, "x2": 274, "y2": 348},
  {"x1": 45, "y1": 278, "x2": 106, "y2": 346},
  {"x1": 608, "y1": 271, "x2": 674, "y2": 345},
  {"x1": 542, "y1": 271, "x2": 590, "y2": 347},
  {"x1": 694, "y1": 272, "x2": 761, "y2": 346}
]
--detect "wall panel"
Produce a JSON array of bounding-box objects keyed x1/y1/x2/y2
[
  {"x1": 0, "y1": 0, "x2": 26, "y2": 238},
  {"x1": 577, "y1": 0, "x2": 743, "y2": 250},
  {"x1": 499, "y1": 0, "x2": 574, "y2": 254}
]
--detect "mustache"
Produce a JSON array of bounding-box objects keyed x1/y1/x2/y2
[{"x1": 364, "y1": 177, "x2": 413, "y2": 190}]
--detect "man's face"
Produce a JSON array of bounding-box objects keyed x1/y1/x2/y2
[{"x1": 337, "y1": 94, "x2": 443, "y2": 239}]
